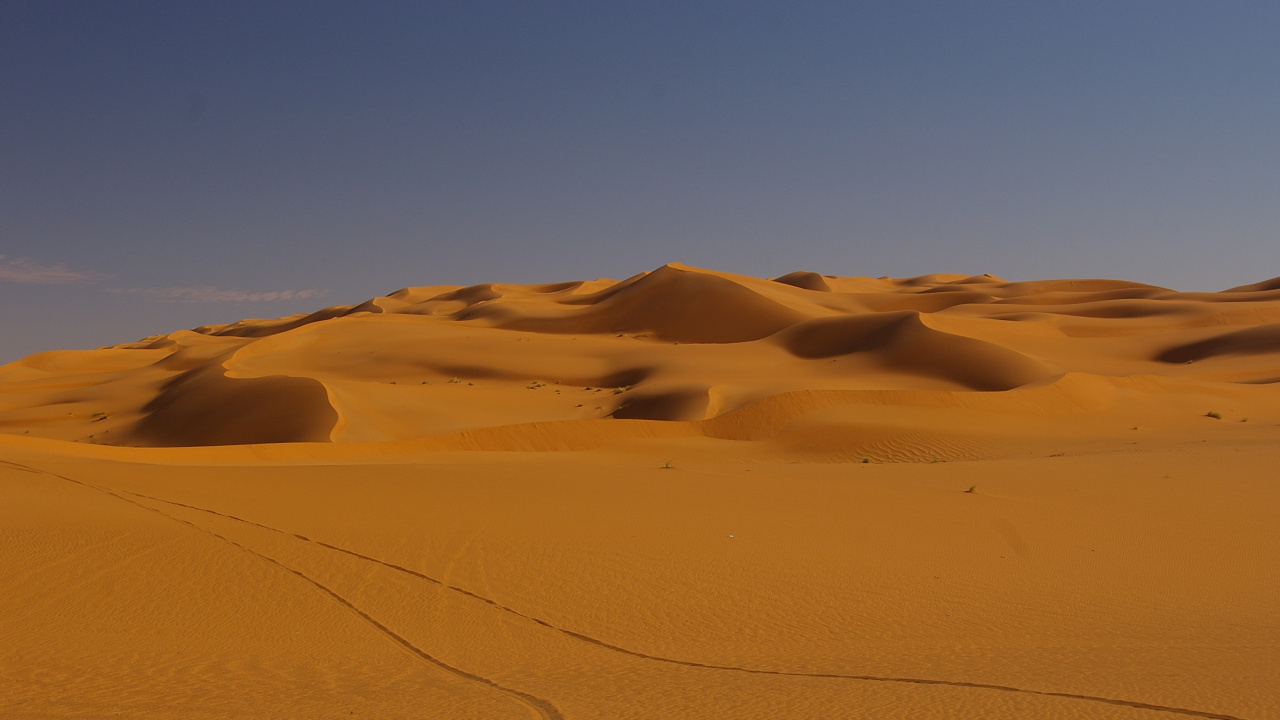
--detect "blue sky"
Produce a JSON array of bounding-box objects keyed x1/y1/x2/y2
[{"x1": 3, "y1": 1, "x2": 1278, "y2": 361}]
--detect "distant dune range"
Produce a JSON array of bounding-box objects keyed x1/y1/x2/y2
[
  {"x1": 3, "y1": 264, "x2": 1279, "y2": 719},
  {"x1": 2, "y1": 262, "x2": 1279, "y2": 455}
]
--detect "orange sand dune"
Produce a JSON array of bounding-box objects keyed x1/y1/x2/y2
[
  {"x1": 2, "y1": 264, "x2": 1278, "y2": 718},
  {"x1": 4, "y1": 262, "x2": 1280, "y2": 448}
]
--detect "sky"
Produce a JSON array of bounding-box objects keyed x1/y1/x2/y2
[{"x1": 2, "y1": 1, "x2": 1279, "y2": 362}]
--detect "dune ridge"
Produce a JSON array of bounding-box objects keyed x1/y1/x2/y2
[{"x1": 2, "y1": 263, "x2": 1280, "y2": 451}]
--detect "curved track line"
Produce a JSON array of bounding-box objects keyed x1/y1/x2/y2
[
  {"x1": 0, "y1": 460, "x2": 559, "y2": 720},
  {"x1": 105, "y1": 481, "x2": 1250, "y2": 720}
]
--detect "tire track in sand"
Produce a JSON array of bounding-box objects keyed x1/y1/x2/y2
[
  {"x1": 103, "y1": 479, "x2": 1249, "y2": 720},
  {"x1": 0, "y1": 460, "x2": 560, "y2": 720}
]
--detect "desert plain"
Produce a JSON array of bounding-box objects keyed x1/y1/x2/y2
[{"x1": 2, "y1": 263, "x2": 1278, "y2": 719}]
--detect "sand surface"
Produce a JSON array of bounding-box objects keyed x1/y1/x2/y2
[{"x1": 2, "y1": 264, "x2": 1278, "y2": 718}]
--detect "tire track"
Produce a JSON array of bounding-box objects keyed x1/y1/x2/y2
[
  {"x1": 104, "y1": 479, "x2": 1249, "y2": 720},
  {"x1": 0, "y1": 459, "x2": 560, "y2": 720}
]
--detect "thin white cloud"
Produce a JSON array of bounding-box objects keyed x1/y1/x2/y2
[
  {"x1": 0, "y1": 255, "x2": 327, "y2": 303},
  {"x1": 108, "y1": 286, "x2": 329, "y2": 303},
  {"x1": 0, "y1": 255, "x2": 99, "y2": 284}
]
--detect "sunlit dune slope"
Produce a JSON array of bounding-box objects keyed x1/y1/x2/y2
[{"x1": 2, "y1": 262, "x2": 1279, "y2": 450}]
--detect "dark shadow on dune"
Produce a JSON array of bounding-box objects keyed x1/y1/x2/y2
[
  {"x1": 126, "y1": 367, "x2": 337, "y2": 446},
  {"x1": 775, "y1": 312, "x2": 1055, "y2": 391},
  {"x1": 855, "y1": 291, "x2": 993, "y2": 313},
  {"x1": 611, "y1": 388, "x2": 710, "y2": 421},
  {"x1": 1157, "y1": 323, "x2": 1280, "y2": 363}
]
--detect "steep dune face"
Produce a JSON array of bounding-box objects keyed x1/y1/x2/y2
[
  {"x1": 3, "y1": 264, "x2": 1280, "y2": 448},
  {"x1": 1157, "y1": 322, "x2": 1280, "y2": 363},
  {"x1": 124, "y1": 367, "x2": 337, "y2": 447},
  {"x1": 775, "y1": 312, "x2": 1054, "y2": 391}
]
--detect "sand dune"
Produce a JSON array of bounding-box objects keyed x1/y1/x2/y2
[
  {"x1": 3, "y1": 262, "x2": 1280, "y2": 448},
  {"x1": 2, "y1": 264, "x2": 1278, "y2": 718}
]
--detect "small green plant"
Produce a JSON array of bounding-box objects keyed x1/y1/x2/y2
[
  {"x1": 447, "y1": 377, "x2": 462, "y2": 384},
  {"x1": 661, "y1": 461, "x2": 674, "y2": 469},
  {"x1": 861, "y1": 457, "x2": 870, "y2": 464},
  {"x1": 964, "y1": 485, "x2": 977, "y2": 494},
  {"x1": 1206, "y1": 411, "x2": 1222, "y2": 420},
  {"x1": 1241, "y1": 417, "x2": 1249, "y2": 422},
  {"x1": 613, "y1": 385, "x2": 630, "y2": 395}
]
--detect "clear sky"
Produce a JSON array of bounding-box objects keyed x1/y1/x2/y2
[{"x1": 3, "y1": 1, "x2": 1278, "y2": 362}]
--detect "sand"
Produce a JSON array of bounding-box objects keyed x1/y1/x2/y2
[{"x1": 1, "y1": 263, "x2": 1277, "y2": 718}]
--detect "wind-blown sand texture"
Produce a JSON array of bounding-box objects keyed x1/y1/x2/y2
[{"x1": 2, "y1": 263, "x2": 1278, "y2": 718}]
